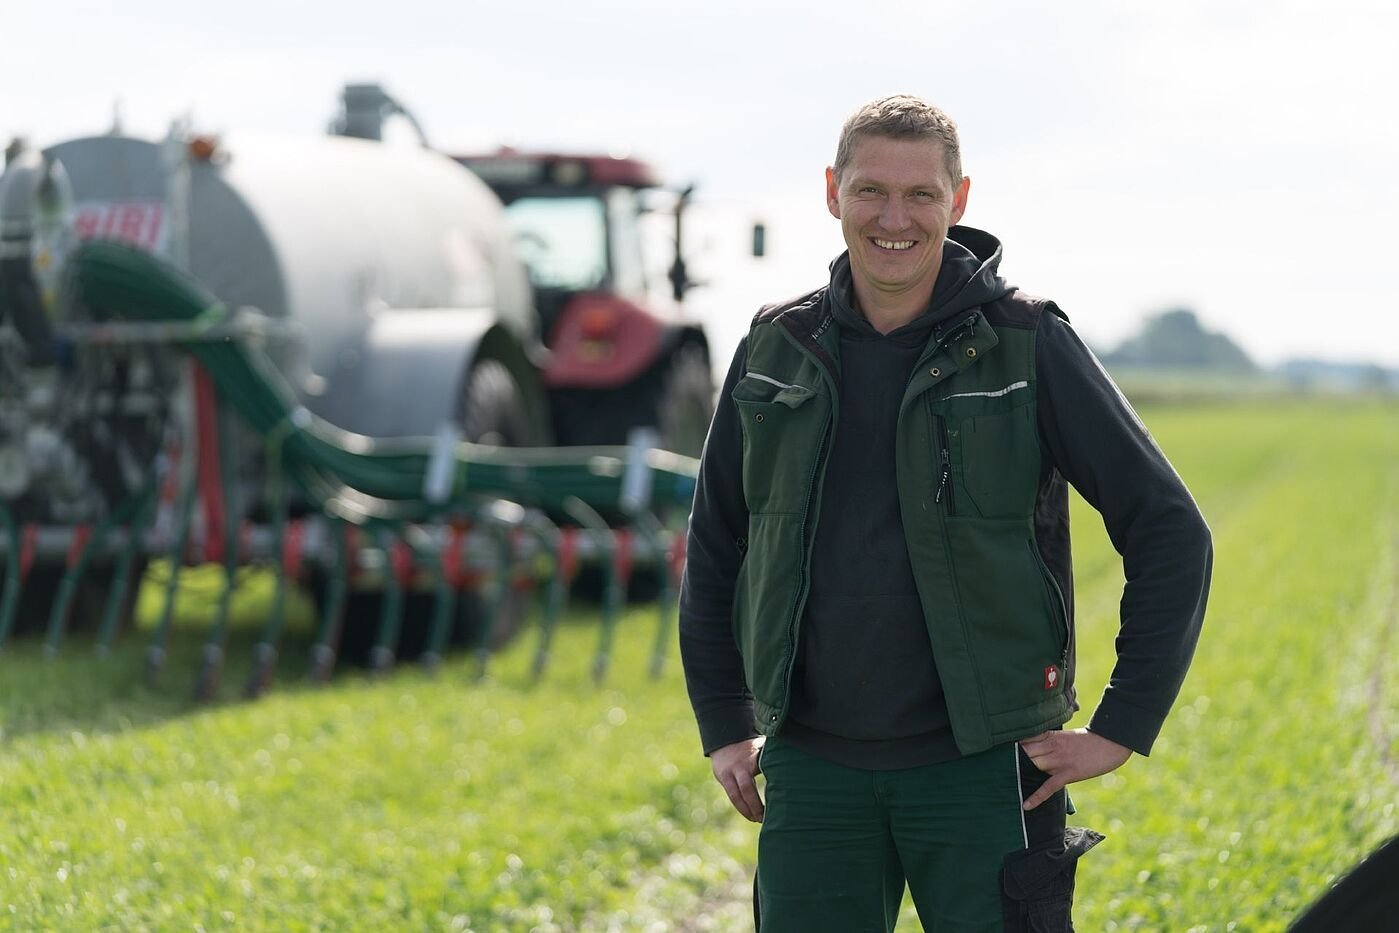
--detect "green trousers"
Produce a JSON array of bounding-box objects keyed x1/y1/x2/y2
[{"x1": 756, "y1": 737, "x2": 1091, "y2": 932}]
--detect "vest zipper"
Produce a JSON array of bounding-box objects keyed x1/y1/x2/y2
[
  {"x1": 934, "y1": 415, "x2": 956, "y2": 516},
  {"x1": 779, "y1": 420, "x2": 832, "y2": 720},
  {"x1": 772, "y1": 312, "x2": 840, "y2": 731}
]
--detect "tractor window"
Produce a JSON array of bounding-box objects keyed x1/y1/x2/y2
[
  {"x1": 503, "y1": 196, "x2": 608, "y2": 292},
  {"x1": 606, "y1": 187, "x2": 647, "y2": 300}
]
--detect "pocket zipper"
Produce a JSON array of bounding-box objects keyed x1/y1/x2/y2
[
  {"x1": 744, "y1": 371, "x2": 814, "y2": 409},
  {"x1": 934, "y1": 415, "x2": 956, "y2": 516},
  {"x1": 1029, "y1": 540, "x2": 1071, "y2": 665}
]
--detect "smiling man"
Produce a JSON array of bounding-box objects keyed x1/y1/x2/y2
[
  {"x1": 827, "y1": 131, "x2": 969, "y2": 332},
  {"x1": 679, "y1": 95, "x2": 1213, "y2": 930}
]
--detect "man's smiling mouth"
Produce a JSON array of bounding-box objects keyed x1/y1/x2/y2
[{"x1": 872, "y1": 238, "x2": 916, "y2": 251}]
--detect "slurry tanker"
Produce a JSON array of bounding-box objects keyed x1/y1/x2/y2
[{"x1": 0, "y1": 84, "x2": 711, "y2": 692}]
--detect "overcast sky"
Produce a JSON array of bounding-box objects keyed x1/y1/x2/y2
[{"x1": 6, "y1": 0, "x2": 1397, "y2": 366}]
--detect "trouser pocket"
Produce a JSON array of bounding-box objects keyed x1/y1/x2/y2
[{"x1": 1000, "y1": 826, "x2": 1104, "y2": 932}]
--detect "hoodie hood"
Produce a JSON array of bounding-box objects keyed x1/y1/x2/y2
[{"x1": 828, "y1": 224, "x2": 1013, "y2": 338}]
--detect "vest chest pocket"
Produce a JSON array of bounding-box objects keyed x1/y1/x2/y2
[
  {"x1": 957, "y1": 401, "x2": 1040, "y2": 519},
  {"x1": 732, "y1": 374, "x2": 827, "y2": 515}
]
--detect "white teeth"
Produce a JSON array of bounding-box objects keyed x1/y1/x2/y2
[{"x1": 873, "y1": 239, "x2": 915, "y2": 250}]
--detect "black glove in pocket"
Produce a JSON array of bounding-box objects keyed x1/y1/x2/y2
[{"x1": 1000, "y1": 826, "x2": 1104, "y2": 932}]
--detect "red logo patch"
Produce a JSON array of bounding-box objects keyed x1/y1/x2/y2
[{"x1": 1044, "y1": 665, "x2": 1059, "y2": 690}]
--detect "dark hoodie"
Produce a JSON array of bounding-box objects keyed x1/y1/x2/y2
[{"x1": 779, "y1": 232, "x2": 1012, "y2": 769}]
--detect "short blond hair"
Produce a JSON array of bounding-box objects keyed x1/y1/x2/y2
[{"x1": 833, "y1": 95, "x2": 963, "y2": 185}]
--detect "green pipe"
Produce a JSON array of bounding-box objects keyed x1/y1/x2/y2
[
  {"x1": 419, "y1": 529, "x2": 457, "y2": 672},
  {"x1": 195, "y1": 400, "x2": 241, "y2": 702},
  {"x1": 563, "y1": 497, "x2": 619, "y2": 685},
  {"x1": 650, "y1": 576, "x2": 677, "y2": 679},
  {"x1": 472, "y1": 525, "x2": 516, "y2": 681},
  {"x1": 45, "y1": 526, "x2": 102, "y2": 658},
  {"x1": 369, "y1": 526, "x2": 405, "y2": 674},
  {"x1": 309, "y1": 519, "x2": 349, "y2": 683},
  {"x1": 95, "y1": 482, "x2": 159, "y2": 657},
  {"x1": 530, "y1": 524, "x2": 569, "y2": 682},
  {"x1": 244, "y1": 528, "x2": 288, "y2": 696},
  {"x1": 71, "y1": 241, "x2": 702, "y2": 522},
  {"x1": 636, "y1": 516, "x2": 677, "y2": 680},
  {"x1": 0, "y1": 500, "x2": 22, "y2": 649},
  {"x1": 594, "y1": 531, "x2": 625, "y2": 685},
  {"x1": 45, "y1": 481, "x2": 152, "y2": 658},
  {"x1": 148, "y1": 437, "x2": 199, "y2": 684},
  {"x1": 245, "y1": 467, "x2": 289, "y2": 699}
]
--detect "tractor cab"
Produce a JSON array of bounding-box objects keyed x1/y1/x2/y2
[
  {"x1": 453, "y1": 150, "x2": 693, "y2": 345},
  {"x1": 332, "y1": 83, "x2": 711, "y2": 453}
]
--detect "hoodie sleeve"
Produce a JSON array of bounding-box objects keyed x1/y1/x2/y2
[
  {"x1": 1036, "y1": 310, "x2": 1213, "y2": 756},
  {"x1": 678, "y1": 340, "x2": 758, "y2": 755}
]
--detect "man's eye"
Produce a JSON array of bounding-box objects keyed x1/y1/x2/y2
[
  {"x1": 859, "y1": 186, "x2": 880, "y2": 194},
  {"x1": 913, "y1": 191, "x2": 936, "y2": 200}
]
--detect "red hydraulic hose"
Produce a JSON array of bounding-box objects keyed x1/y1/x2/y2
[
  {"x1": 20, "y1": 524, "x2": 38, "y2": 579},
  {"x1": 443, "y1": 523, "x2": 467, "y2": 590},
  {"x1": 192, "y1": 365, "x2": 226, "y2": 564},
  {"x1": 391, "y1": 538, "x2": 414, "y2": 588},
  {"x1": 66, "y1": 525, "x2": 93, "y2": 569},
  {"x1": 282, "y1": 520, "x2": 304, "y2": 581},
  {"x1": 557, "y1": 527, "x2": 580, "y2": 583},
  {"x1": 612, "y1": 528, "x2": 635, "y2": 589}
]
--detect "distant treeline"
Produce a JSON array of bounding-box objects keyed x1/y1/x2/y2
[
  {"x1": 1095, "y1": 308, "x2": 1397, "y2": 393},
  {"x1": 1099, "y1": 308, "x2": 1256, "y2": 372}
]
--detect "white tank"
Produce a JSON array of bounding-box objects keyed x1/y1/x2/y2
[{"x1": 46, "y1": 133, "x2": 534, "y2": 434}]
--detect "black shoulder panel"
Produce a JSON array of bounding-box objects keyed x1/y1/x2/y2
[
  {"x1": 982, "y1": 289, "x2": 1070, "y2": 330},
  {"x1": 753, "y1": 285, "x2": 827, "y2": 326}
]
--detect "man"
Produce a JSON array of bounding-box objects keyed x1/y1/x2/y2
[{"x1": 678, "y1": 95, "x2": 1213, "y2": 931}]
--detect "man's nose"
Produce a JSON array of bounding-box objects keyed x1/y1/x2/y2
[{"x1": 879, "y1": 195, "x2": 910, "y2": 231}]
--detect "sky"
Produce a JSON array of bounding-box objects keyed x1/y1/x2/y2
[{"x1": 5, "y1": 0, "x2": 1398, "y2": 367}]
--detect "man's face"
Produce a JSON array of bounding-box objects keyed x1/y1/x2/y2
[{"x1": 826, "y1": 135, "x2": 970, "y2": 306}]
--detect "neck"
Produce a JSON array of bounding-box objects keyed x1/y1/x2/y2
[{"x1": 853, "y1": 254, "x2": 944, "y2": 336}]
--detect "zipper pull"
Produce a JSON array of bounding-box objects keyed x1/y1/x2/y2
[
  {"x1": 936, "y1": 449, "x2": 952, "y2": 503},
  {"x1": 937, "y1": 313, "x2": 979, "y2": 347}
]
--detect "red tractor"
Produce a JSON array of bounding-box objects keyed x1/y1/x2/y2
[{"x1": 336, "y1": 83, "x2": 715, "y2": 459}]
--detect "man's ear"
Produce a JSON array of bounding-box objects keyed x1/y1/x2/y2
[
  {"x1": 826, "y1": 166, "x2": 841, "y2": 219},
  {"x1": 950, "y1": 175, "x2": 971, "y2": 225}
]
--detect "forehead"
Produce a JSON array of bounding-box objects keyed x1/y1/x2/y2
[{"x1": 842, "y1": 135, "x2": 951, "y2": 187}]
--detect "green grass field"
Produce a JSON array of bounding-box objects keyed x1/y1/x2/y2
[{"x1": 2, "y1": 400, "x2": 1397, "y2": 930}]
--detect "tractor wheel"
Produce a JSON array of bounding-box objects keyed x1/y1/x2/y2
[
  {"x1": 460, "y1": 357, "x2": 549, "y2": 447},
  {"x1": 655, "y1": 342, "x2": 715, "y2": 458}
]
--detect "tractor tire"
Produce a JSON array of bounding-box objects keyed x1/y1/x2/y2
[
  {"x1": 655, "y1": 341, "x2": 715, "y2": 459},
  {"x1": 460, "y1": 357, "x2": 549, "y2": 447}
]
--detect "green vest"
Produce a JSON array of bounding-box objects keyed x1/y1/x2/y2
[{"x1": 731, "y1": 292, "x2": 1075, "y2": 755}]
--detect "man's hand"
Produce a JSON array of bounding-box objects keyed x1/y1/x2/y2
[
  {"x1": 1019, "y1": 728, "x2": 1132, "y2": 811},
  {"x1": 711, "y1": 736, "x2": 766, "y2": 823}
]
